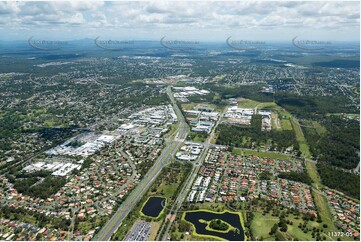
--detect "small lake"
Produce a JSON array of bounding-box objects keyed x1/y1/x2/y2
[
  {"x1": 141, "y1": 196, "x2": 165, "y2": 218},
  {"x1": 184, "y1": 210, "x2": 245, "y2": 241}
]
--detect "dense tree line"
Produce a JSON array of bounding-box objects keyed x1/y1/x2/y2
[
  {"x1": 258, "y1": 171, "x2": 272, "y2": 180},
  {"x1": 275, "y1": 93, "x2": 358, "y2": 117},
  {"x1": 317, "y1": 162, "x2": 360, "y2": 199},
  {"x1": 0, "y1": 205, "x2": 71, "y2": 230},
  {"x1": 303, "y1": 117, "x2": 359, "y2": 169},
  {"x1": 204, "y1": 83, "x2": 356, "y2": 117},
  {"x1": 277, "y1": 171, "x2": 312, "y2": 185},
  {"x1": 187, "y1": 93, "x2": 215, "y2": 103},
  {"x1": 6, "y1": 169, "x2": 51, "y2": 183},
  {"x1": 251, "y1": 114, "x2": 262, "y2": 130},
  {"x1": 205, "y1": 84, "x2": 274, "y2": 102},
  {"x1": 13, "y1": 176, "x2": 66, "y2": 199},
  {"x1": 13, "y1": 177, "x2": 39, "y2": 194},
  {"x1": 216, "y1": 124, "x2": 299, "y2": 152}
]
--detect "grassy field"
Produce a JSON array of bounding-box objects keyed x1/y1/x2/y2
[
  {"x1": 233, "y1": 148, "x2": 292, "y2": 160},
  {"x1": 209, "y1": 133, "x2": 218, "y2": 144},
  {"x1": 181, "y1": 102, "x2": 225, "y2": 113},
  {"x1": 194, "y1": 202, "x2": 228, "y2": 211},
  {"x1": 237, "y1": 98, "x2": 262, "y2": 109},
  {"x1": 255, "y1": 102, "x2": 293, "y2": 119},
  {"x1": 148, "y1": 221, "x2": 161, "y2": 240},
  {"x1": 305, "y1": 161, "x2": 321, "y2": 188},
  {"x1": 251, "y1": 212, "x2": 278, "y2": 240},
  {"x1": 280, "y1": 119, "x2": 293, "y2": 130},
  {"x1": 250, "y1": 212, "x2": 316, "y2": 241},
  {"x1": 290, "y1": 118, "x2": 311, "y2": 158},
  {"x1": 231, "y1": 98, "x2": 314, "y2": 159},
  {"x1": 251, "y1": 210, "x2": 347, "y2": 241},
  {"x1": 187, "y1": 132, "x2": 207, "y2": 143},
  {"x1": 304, "y1": 159, "x2": 350, "y2": 240},
  {"x1": 299, "y1": 120, "x2": 327, "y2": 136},
  {"x1": 312, "y1": 122, "x2": 327, "y2": 136},
  {"x1": 313, "y1": 191, "x2": 352, "y2": 241},
  {"x1": 181, "y1": 103, "x2": 197, "y2": 110},
  {"x1": 231, "y1": 98, "x2": 296, "y2": 133}
]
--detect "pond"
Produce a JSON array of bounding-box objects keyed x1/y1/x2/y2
[
  {"x1": 141, "y1": 196, "x2": 165, "y2": 218},
  {"x1": 184, "y1": 210, "x2": 245, "y2": 241}
]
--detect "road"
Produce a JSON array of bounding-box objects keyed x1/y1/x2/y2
[
  {"x1": 157, "y1": 147, "x2": 204, "y2": 241},
  {"x1": 166, "y1": 86, "x2": 188, "y2": 141},
  {"x1": 158, "y1": 106, "x2": 225, "y2": 240},
  {"x1": 93, "y1": 86, "x2": 188, "y2": 241}
]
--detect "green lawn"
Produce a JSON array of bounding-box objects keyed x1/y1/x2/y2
[
  {"x1": 192, "y1": 134, "x2": 207, "y2": 143},
  {"x1": 149, "y1": 221, "x2": 161, "y2": 240},
  {"x1": 161, "y1": 182, "x2": 179, "y2": 198},
  {"x1": 311, "y1": 121, "x2": 327, "y2": 136},
  {"x1": 304, "y1": 158, "x2": 350, "y2": 240},
  {"x1": 237, "y1": 98, "x2": 262, "y2": 109},
  {"x1": 286, "y1": 214, "x2": 321, "y2": 241},
  {"x1": 256, "y1": 102, "x2": 292, "y2": 119},
  {"x1": 290, "y1": 118, "x2": 311, "y2": 158},
  {"x1": 187, "y1": 132, "x2": 207, "y2": 143},
  {"x1": 233, "y1": 148, "x2": 292, "y2": 160},
  {"x1": 251, "y1": 212, "x2": 278, "y2": 240},
  {"x1": 305, "y1": 161, "x2": 321, "y2": 188},
  {"x1": 235, "y1": 99, "x2": 296, "y2": 134},
  {"x1": 299, "y1": 120, "x2": 327, "y2": 136},
  {"x1": 271, "y1": 115, "x2": 280, "y2": 130},
  {"x1": 181, "y1": 102, "x2": 225, "y2": 113},
  {"x1": 181, "y1": 103, "x2": 197, "y2": 110},
  {"x1": 251, "y1": 211, "x2": 344, "y2": 241},
  {"x1": 155, "y1": 164, "x2": 191, "y2": 199},
  {"x1": 280, "y1": 119, "x2": 293, "y2": 131}
]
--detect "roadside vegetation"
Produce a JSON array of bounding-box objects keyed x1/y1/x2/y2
[{"x1": 112, "y1": 161, "x2": 191, "y2": 240}]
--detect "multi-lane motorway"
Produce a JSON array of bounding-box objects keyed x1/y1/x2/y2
[
  {"x1": 157, "y1": 147, "x2": 204, "y2": 241},
  {"x1": 166, "y1": 86, "x2": 188, "y2": 141},
  {"x1": 93, "y1": 86, "x2": 188, "y2": 241},
  {"x1": 158, "y1": 108, "x2": 224, "y2": 240}
]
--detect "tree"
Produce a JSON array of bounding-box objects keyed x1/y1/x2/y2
[
  {"x1": 269, "y1": 223, "x2": 278, "y2": 235},
  {"x1": 210, "y1": 219, "x2": 229, "y2": 231},
  {"x1": 280, "y1": 223, "x2": 288, "y2": 232}
]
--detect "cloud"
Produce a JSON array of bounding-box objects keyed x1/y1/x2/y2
[
  {"x1": 0, "y1": 1, "x2": 359, "y2": 41},
  {"x1": 0, "y1": 1, "x2": 21, "y2": 15}
]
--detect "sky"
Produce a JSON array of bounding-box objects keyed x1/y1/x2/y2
[{"x1": 0, "y1": 1, "x2": 359, "y2": 42}]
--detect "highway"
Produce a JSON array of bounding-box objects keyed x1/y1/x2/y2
[
  {"x1": 166, "y1": 86, "x2": 188, "y2": 141},
  {"x1": 158, "y1": 107, "x2": 225, "y2": 240},
  {"x1": 93, "y1": 86, "x2": 188, "y2": 241},
  {"x1": 157, "y1": 147, "x2": 205, "y2": 241}
]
